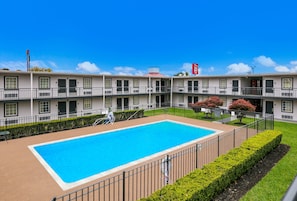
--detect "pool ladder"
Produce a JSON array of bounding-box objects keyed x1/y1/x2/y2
[
  {"x1": 93, "y1": 118, "x2": 105, "y2": 126},
  {"x1": 127, "y1": 109, "x2": 142, "y2": 121}
]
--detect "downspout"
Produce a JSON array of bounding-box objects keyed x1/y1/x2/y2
[
  {"x1": 30, "y1": 71, "x2": 33, "y2": 118},
  {"x1": 170, "y1": 77, "x2": 173, "y2": 107},
  {"x1": 148, "y1": 76, "x2": 151, "y2": 108},
  {"x1": 102, "y1": 75, "x2": 105, "y2": 110}
]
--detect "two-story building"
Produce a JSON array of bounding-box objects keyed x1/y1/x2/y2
[{"x1": 0, "y1": 69, "x2": 296, "y2": 126}]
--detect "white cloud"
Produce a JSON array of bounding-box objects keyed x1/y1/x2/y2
[
  {"x1": 274, "y1": 65, "x2": 290, "y2": 72},
  {"x1": 181, "y1": 63, "x2": 192, "y2": 72},
  {"x1": 254, "y1": 55, "x2": 276, "y2": 67},
  {"x1": 114, "y1": 66, "x2": 136, "y2": 75},
  {"x1": 76, "y1": 61, "x2": 100, "y2": 73},
  {"x1": 99, "y1": 71, "x2": 112, "y2": 75},
  {"x1": 0, "y1": 61, "x2": 26, "y2": 70},
  {"x1": 226, "y1": 63, "x2": 251, "y2": 74},
  {"x1": 0, "y1": 60, "x2": 58, "y2": 71},
  {"x1": 290, "y1": 66, "x2": 297, "y2": 72},
  {"x1": 208, "y1": 66, "x2": 215, "y2": 72},
  {"x1": 290, "y1": 61, "x2": 297, "y2": 65}
]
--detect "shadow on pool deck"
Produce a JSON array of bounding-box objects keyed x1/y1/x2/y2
[{"x1": 0, "y1": 114, "x2": 237, "y2": 201}]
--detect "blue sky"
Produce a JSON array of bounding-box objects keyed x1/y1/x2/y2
[{"x1": 0, "y1": 0, "x2": 296, "y2": 76}]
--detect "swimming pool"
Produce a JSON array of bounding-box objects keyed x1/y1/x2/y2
[{"x1": 29, "y1": 120, "x2": 221, "y2": 190}]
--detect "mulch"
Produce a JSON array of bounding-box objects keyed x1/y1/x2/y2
[{"x1": 214, "y1": 144, "x2": 290, "y2": 201}]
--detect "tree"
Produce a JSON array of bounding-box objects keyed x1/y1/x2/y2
[
  {"x1": 174, "y1": 71, "x2": 189, "y2": 76},
  {"x1": 189, "y1": 96, "x2": 223, "y2": 118},
  {"x1": 228, "y1": 99, "x2": 256, "y2": 124},
  {"x1": 30, "y1": 66, "x2": 52, "y2": 72}
]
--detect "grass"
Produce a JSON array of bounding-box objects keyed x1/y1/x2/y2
[
  {"x1": 240, "y1": 121, "x2": 297, "y2": 201},
  {"x1": 144, "y1": 108, "x2": 297, "y2": 200},
  {"x1": 144, "y1": 107, "x2": 230, "y2": 121}
]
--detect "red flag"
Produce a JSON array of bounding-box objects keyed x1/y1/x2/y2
[{"x1": 192, "y1": 63, "x2": 199, "y2": 75}]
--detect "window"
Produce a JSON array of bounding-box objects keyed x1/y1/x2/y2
[
  {"x1": 232, "y1": 80, "x2": 239, "y2": 92},
  {"x1": 133, "y1": 79, "x2": 139, "y2": 88},
  {"x1": 4, "y1": 102, "x2": 18, "y2": 116},
  {"x1": 5, "y1": 76, "x2": 18, "y2": 89},
  {"x1": 105, "y1": 79, "x2": 112, "y2": 88},
  {"x1": 219, "y1": 79, "x2": 227, "y2": 89},
  {"x1": 202, "y1": 79, "x2": 209, "y2": 88},
  {"x1": 177, "y1": 80, "x2": 184, "y2": 87},
  {"x1": 187, "y1": 96, "x2": 192, "y2": 104},
  {"x1": 187, "y1": 81, "x2": 192, "y2": 91},
  {"x1": 220, "y1": 96, "x2": 227, "y2": 107},
  {"x1": 194, "y1": 81, "x2": 198, "y2": 91},
  {"x1": 83, "y1": 98, "x2": 92, "y2": 109},
  {"x1": 133, "y1": 96, "x2": 139, "y2": 105},
  {"x1": 124, "y1": 80, "x2": 129, "y2": 92},
  {"x1": 179, "y1": 94, "x2": 184, "y2": 103},
  {"x1": 105, "y1": 97, "x2": 112, "y2": 108},
  {"x1": 39, "y1": 77, "x2": 50, "y2": 89},
  {"x1": 282, "y1": 100, "x2": 293, "y2": 113},
  {"x1": 282, "y1": 78, "x2": 293, "y2": 89},
  {"x1": 265, "y1": 80, "x2": 274, "y2": 93},
  {"x1": 39, "y1": 101, "x2": 50, "y2": 113},
  {"x1": 83, "y1": 78, "x2": 92, "y2": 89}
]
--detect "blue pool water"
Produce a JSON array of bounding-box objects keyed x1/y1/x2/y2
[{"x1": 32, "y1": 120, "x2": 216, "y2": 185}]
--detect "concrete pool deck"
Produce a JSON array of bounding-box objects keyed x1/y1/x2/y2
[{"x1": 0, "y1": 115, "x2": 237, "y2": 201}]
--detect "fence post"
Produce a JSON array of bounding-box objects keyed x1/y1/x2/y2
[
  {"x1": 196, "y1": 144, "x2": 199, "y2": 169},
  {"x1": 233, "y1": 129, "x2": 236, "y2": 148},
  {"x1": 123, "y1": 171, "x2": 126, "y2": 201},
  {"x1": 217, "y1": 135, "x2": 220, "y2": 157}
]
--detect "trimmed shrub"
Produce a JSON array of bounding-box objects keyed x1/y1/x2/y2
[{"x1": 140, "y1": 130, "x2": 282, "y2": 201}]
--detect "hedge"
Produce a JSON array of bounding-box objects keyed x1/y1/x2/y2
[
  {"x1": 140, "y1": 130, "x2": 282, "y2": 201},
  {"x1": 0, "y1": 109, "x2": 144, "y2": 140}
]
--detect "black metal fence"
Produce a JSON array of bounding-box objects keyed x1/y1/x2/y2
[{"x1": 51, "y1": 114, "x2": 273, "y2": 201}]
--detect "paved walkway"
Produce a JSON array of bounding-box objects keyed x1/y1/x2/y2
[{"x1": 0, "y1": 115, "x2": 237, "y2": 201}]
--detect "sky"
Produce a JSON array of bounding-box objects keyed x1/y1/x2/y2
[{"x1": 0, "y1": 0, "x2": 296, "y2": 76}]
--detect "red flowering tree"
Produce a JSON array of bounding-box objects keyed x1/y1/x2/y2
[
  {"x1": 228, "y1": 99, "x2": 256, "y2": 123},
  {"x1": 189, "y1": 96, "x2": 223, "y2": 118}
]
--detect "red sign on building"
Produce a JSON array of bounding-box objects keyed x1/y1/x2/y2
[{"x1": 192, "y1": 63, "x2": 199, "y2": 75}]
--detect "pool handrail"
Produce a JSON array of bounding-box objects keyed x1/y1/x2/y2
[{"x1": 127, "y1": 109, "x2": 142, "y2": 121}]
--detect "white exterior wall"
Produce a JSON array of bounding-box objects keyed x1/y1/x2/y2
[{"x1": 2, "y1": 70, "x2": 297, "y2": 123}]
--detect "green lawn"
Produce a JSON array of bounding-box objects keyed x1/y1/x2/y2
[
  {"x1": 241, "y1": 121, "x2": 297, "y2": 201},
  {"x1": 144, "y1": 107, "x2": 230, "y2": 121},
  {"x1": 144, "y1": 108, "x2": 297, "y2": 200}
]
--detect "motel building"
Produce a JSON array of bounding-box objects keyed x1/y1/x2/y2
[{"x1": 0, "y1": 68, "x2": 297, "y2": 126}]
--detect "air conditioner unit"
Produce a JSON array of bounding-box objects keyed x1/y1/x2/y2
[
  {"x1": 39, "y1": 116, "x2": 50, "y2": 121},
  {"x1": 83, "y1": 91, "x2": 92, "y2": 95},
  {"x1": 282, "y1": 115, "x2": 293, "y2": 119},
  {"x1": 39, "y1": 92, "x2": 50, "y2": 97},
  {"x1": 5, "y1": 119, "x2": 18, "y2": 125},
  {"x1": 5, "y1": 93, "x2": 18, "y2": 98},
  {"x1": 105, "y1": 89, "x2": 112, "y2": 94},
  {"x1": 281, "y1": 92, "x2": 293, "y2": 96}
]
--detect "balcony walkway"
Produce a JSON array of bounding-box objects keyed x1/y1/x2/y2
[{"x1": 0, "y1": 115, "x2": 237, "y2": 201}]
